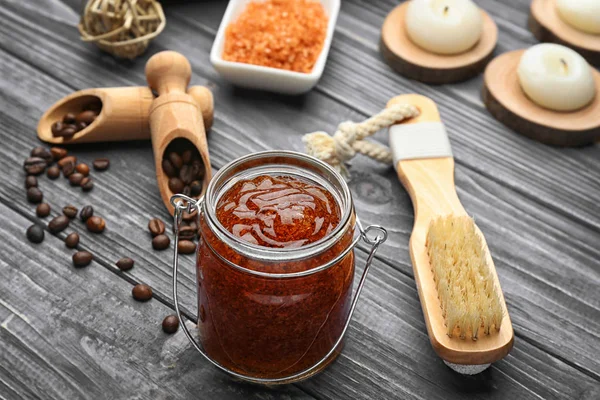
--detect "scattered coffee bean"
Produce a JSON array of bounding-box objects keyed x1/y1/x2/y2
[
  {"x1": 51, "y1": 122, "x2": 64, "y2": 136},
  {"x1": 25, "y1": 175, "x2": 38, "y2": 188},
  {"x1": 65, "y1": 232, "x2": 80, "y2": 248},
  {"x1": 58, "y1": 156, "x2": 77, "y2": 168},
  {"x1": 50, "y1": 147, "x2": 68, "y2": 160},
  {"x1": 86, "y1": 216, "x2": 105, "y2": 233},
  {"x1": 27, "y1": 187, "x2": 43, "y2": 203},
  {"x1": 31, "y1": 147, "x2": 53, "y2": 163},
  {"x1": 76, "y1": 163, "x2": 90, "y2": 176},
  {"x1": 81, "y1": 177, "x2": 94, "y2": 192},
  {"x1": 178, "y1": 226, "x2": 196, "y2": 240},
  {"x1": 24, "y1": 157, "x2": 47, "y2": 175},
  {"x1": 69, "y1": 173, "x2": 84, "y2": 186},
  {"x1": 62, "y1": 161, "x2": 76, "y2": 177},
  {"x1": 80, "y1": 205, "x2": 94, "y2": 222},
  {"x1": 73, "y1": 251, "x2": 92, "y2": 267},
  {"x1": 76, "y1": 110, "x2": 97, "y2": 125},
  {"x1": 168, "y1": 152, "x2": 183, "y2": 170},
  {"x1": 63, "y1": 113, "x2": 76, "y2": 124},
  {"x1": 148, "y1": 218, "x2": 165, "y2": 237},
  {"x1": 36, "y1": 203, "x2": 51, "y2": 218},
  {"x1": 132, "y1": 284, "x2": 153, "y2": 302},
  {"x1": 48, "y1": 215, "x2": 69, "y2": 233},
  {"x1": 178, "y1": 240, "x2": 196, "y2": 254},
  {"x1": 63, "y1": 205, "x2": 78, "y2": 219},
  {"x1": 168, "y1": 177, "x2": 184, "y2": 194},
  {"x1": 26, "y1": 224, "x2": 45, "y2": 243},
  {"x1": 152, "y1": 234, "x2": 170, "y2": 250},
  {"x1": 93, "y1": 158, "x2": 110, "y2": 171},
  {"x1": 162, "y1": 315, "x2": 180, "y2": 334},
  {"x1": 47, "y1": 166, "x2": 60, "y2": 179},
  {"x1": 187, "y1": 221, "x2": 198, "y2": 232},
  {"x1": 162, "y1": 159, "x2": 177, "y2": 178},
  {"x1": 190, "y1": 181, "x2": 203, "y2": 196},
  {"x1": 116, "y1": 257, "x2": 134, "y2": 271}
]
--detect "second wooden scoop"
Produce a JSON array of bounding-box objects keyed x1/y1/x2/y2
[{"x1": 146, "y1": 51, "x2": 212, "y2": 215}]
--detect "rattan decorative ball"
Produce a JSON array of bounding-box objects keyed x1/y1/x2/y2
[{"x1": 78, "y1": 0, "x2": 166, "y2": 59}]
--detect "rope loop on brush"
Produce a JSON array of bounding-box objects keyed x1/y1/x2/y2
[{"x1": 303, "y1": 103, "x2": 419, "y2": 178}]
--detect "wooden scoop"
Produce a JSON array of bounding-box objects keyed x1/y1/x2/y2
[
  {"x1": 145, "y1": 51, "x2": 212, "y2": 215},
  {"x1": 37, "y1": 86, "x2": 213, "y2": 145}
]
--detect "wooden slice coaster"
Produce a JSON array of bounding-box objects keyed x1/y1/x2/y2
[
  {"x1": 482, "y1": 50, "x2": 600, "y2": 147},
  {"x1": 529, "y1": 0, "x2": 600, "y2": 67},
  {"x1": 380, "y1": 2, "x2": 498, "y2": 84}
]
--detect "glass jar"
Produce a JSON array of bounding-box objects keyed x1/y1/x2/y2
[{"x1": 170, "y1": 151, "x2": 387, "y2": 384}]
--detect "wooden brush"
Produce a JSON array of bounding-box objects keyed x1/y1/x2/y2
[{"x1": 387, "y1": 94, "x2": 513, "y2": 374}]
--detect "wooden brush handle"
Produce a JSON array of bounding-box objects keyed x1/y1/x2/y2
[{"x1": 146, "y1": 51, "x2": 212, "y2": 215}]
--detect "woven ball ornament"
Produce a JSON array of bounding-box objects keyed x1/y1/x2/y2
[{"x1": 78, "y1": 0, "x2": 166, "y2": 59}]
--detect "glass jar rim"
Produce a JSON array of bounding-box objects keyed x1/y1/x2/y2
[{"x1": 202, "y1": 150, "x2": 354, "y2": 264}]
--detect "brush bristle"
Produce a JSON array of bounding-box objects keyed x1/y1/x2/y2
[{"x1": 426, "y1": 216, "x2": 503, "y2": 340}]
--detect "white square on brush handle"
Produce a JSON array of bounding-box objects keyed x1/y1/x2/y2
[{"x1": 389, "y1": 121, "x2": 453, "y2": 169}]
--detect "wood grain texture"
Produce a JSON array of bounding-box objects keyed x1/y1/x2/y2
[
  {"x1": 380, "y1": 2, "x2": 498, "y2": 84},
  {"x1": 0, "y1": 0, "x2": 599, "y2": 398}
]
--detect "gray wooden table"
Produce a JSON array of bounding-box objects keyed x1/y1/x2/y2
[{"x1": 1, "y1": 1, "x2": 599, "y2": 399}]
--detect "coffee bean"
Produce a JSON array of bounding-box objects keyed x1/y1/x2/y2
[
  {"x1": 178, "y1": 226, "x2": 196, "y2": 240},
  {"x1": 191, "y1": 160, "x2": 205, "y2": 178},
  {"x1": 24, "y1": 157, "x2": 47, "y2": 175},
  {"x1": 152, "y1": 234, "x2": 170, "y2": 250},
  {"x1": 168, "y1": 177, "x2": 184, "y2": 194},
  {"x1": 25, "y1": 175, "x2": 38, "y2": 188},
  {"x1": 76, "y1": 122, "x2": 87, "y2": 131},
  {"x1": 187, "y1": 221, "x2": 198, "y2": 232},
  {"x1": 36, "y1": 203, "x2": 51, "y2": 218},
  {"x1": 86, "y1": 216, "x2": 105, "y2": 233},
  {"x1": 190, "y1": 181, "x2": 203, "y2": 196},
  {"x1": 76, "y1": 110, "x2": 97, "y2": 125},
  {"x1": 81, "y1": 177, "x2": 94, "y2": 192},
  {"x1": 80, "y1": 205, "x2": 94, "y2": 222},
  {"x1": 76, "y1": 163, "x2": 90, "y2": 176},
  {"x1": 27, "y1": 187, "x2": 43, "y2": 203},
  {"x1": 63, "y1": 113, "x2": 76, "y2": 124},
  {"x1": 65, "y1": 232, "x2": 80, "y2": 248},
  {"x1": 62, "y1": 161, "x2": 75, "y2": 177},
  {"x1": 58, "y1": 156, "x2": 77, "y2": 168},
  {"x1": 182, "y1": 186, "x2": 191, "y2": 196},
  {"x1": 26, "y1": 224, "x2": 45, "y2": 243},
  {"x1": 178, "y1": 240, "x2": 196, "y2": 254},
  {"x1": 58, "y1": 127, "x2": 76, "y2": 138},
  {"x1": 31, "y1": 147, "x2": 53, "y2": 163},
  {"x1": 132, "y1": 284, "x2": 153, "y2": 301},
  {"x1": 48, "y1": 215, "x2": 69, "y2": 233},
  {"x1": 182, "y1": 209, "x2": 198, "y2": 221},
  {"x1": 162, "y1": 159, "x2": 177, "y2": 178},
  {"x1": 162, "y1": 315, "x2": 179, "y2": 334},
  {"x1": 73, "y1": 251, "x2": 92, "y2": 267},
  {"x1": 69, "y1": 173, "x2": 84, "y2": 186},
  {"x1": 47, "y1": 166, "x2": 60, "y2": 179},
  {"x1": 148, "y1": 218, "x2": 165, "y2": 237},
  {"x1": 168, "y1": 152, "x2": 183, "y2": 170},
  {"x1": 93, "y1": 158, "x2": 109, "y2": 171},
  {"x1": 116, "y1": 257, "x2": 134, "y2": 271},
  {"x1": 50, "y1": 147, "x2": 68, "y2": 160},
  {"x1": 63, "y1": 205, "x2": 78, "y2": 219},
  {"x1": 179, "y1": 165, "x2": 196, "y2": 184},
  {"x1": 51, "y1": 122, "x2": 64, "y2": 136}
]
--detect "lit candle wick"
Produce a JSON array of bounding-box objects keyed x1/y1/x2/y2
[
  {"x1": 444, "y1": 6, "x2": 449, "y2": 16},
  {"x1": 560, "y1": 58, "x2": 568, "y2": 74}
]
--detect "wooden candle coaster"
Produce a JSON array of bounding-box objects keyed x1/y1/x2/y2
[
  {"x1": 380, "y1": 2, "x2": 498, "y2": 84},
  {"x1": 529, "y1": 0, "x2": 600, "y2": 66},
  {"x1": 482, "y1": 50, "x2": 600, "y2": 147}
]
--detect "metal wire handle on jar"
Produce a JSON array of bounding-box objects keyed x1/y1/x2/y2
[{"x1": 170, "y1": 194, "x2": 387, "y2": 385}]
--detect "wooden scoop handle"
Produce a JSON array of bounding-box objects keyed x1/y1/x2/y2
[{"x1": 146, "y1": 51, "x2": 212, "y2": 215}]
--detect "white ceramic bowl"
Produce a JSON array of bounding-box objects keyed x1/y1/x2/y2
[{"x1": 210, "y1": 0, "x2": 340, "y2": 95}]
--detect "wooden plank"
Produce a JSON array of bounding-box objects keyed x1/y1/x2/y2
[
  {"x1": 0, "y1": 49, "x2": 599, "y2": 400},
  {"x1": 0, "y1": 202, "x2": 314, "y2": 400}
]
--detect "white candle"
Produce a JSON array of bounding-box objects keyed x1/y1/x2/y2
[
  {"x1": 556, "y1": 0, "x2": 600, "y2": 35},
  {"x1": 517, "y1": 44, "x2": 596, "y2": 112},
  {"x1": 405, "y1": 0, "x2": 483, "y2": 55}
]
